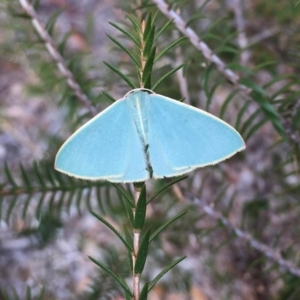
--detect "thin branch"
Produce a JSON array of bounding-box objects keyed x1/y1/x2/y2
[
  {"x1": 227, "y1": 0, "x2": 251, "y2": 65},
  {"x1": 248, "y1": 26, "x2": 280, "y2": 46},
  {"x1": 0, "y1": 182, "x2": 100, "y2": 196},
  {"x1": 173, "y1": 9, "x2": 190, "y2": 104},
  {"x1": 18, "y1": 0, "x2": 97, "y2": 116},
  {"x1": 133, "y1": 187, "x2": 141, "y2": 299},
  {"x1": 193, "y1": 197, "x2": 300, "y2": 278},
  {"x1": 152, "y1": 0, "x2": 251, "y2": 95}
]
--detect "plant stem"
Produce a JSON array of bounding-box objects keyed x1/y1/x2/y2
[
  {"x1": 152, "y1": 0, "x2": 250, "y2": 95},
  {"x1": 139, "y1": 20, "x2": 146, "y2": 88},
  {"x1": 133, "y1": 186, "x2": 141, "y2": 299},
  {"x1": 18, "y1": 0, "x2": 97, "y2": 116}
]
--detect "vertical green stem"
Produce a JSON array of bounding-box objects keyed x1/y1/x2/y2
[
  {"x1": 139, "y1": 20, "x2": 146, "y2": 88},
  {"x1": 133, "y1": 187, "x2": 141, "y2": 299}
]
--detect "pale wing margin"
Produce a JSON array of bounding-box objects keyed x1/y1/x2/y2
[
  {"x1": 147, "y1": 94, "x2": 245, "y2": 178},
  {"x1": 55, "y1": 99, "x2": 148, "y2": 182}
]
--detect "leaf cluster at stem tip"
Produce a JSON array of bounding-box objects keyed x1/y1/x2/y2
[{"x1": 105, "y1": 13, "x2": 185, "y2": 90}]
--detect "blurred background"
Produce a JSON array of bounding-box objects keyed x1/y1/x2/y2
[{"x1": 0, "y1": 0, "x2": 300, "y2": 299}]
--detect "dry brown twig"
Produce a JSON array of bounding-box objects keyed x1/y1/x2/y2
[
  {"x1": 18, "y1": 0, "x2": 97, "y2": 116},
  {"x1": 152, "y1": 0, "x2": 251, "y2": 96},
  {"x1": 192, "y1": 196, "x2": 300, "y2": 278}
]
